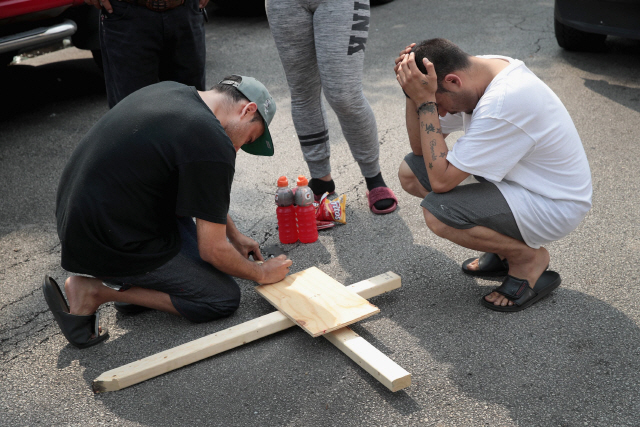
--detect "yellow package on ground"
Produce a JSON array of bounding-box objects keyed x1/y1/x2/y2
[{"x1": 315, "y1": 193, "x2": 347, "y2": 225}]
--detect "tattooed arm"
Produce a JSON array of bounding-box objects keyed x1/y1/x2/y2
[
  {"x1": 396, "y1": 52, "x2": 469, "y2": 193},
  {"x1": 405, "y1": 97, "x2": 422, "y2": 155}
]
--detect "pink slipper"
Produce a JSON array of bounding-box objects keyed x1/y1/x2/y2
[{"x1": 366, "y1": 187, "x2": 398, "y2": 215}]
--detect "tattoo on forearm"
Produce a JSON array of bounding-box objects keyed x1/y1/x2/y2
[
  {"x1": 429, "y1": 139, "x2": 437, "y2": 161},
  {"x1": 421, "y1": 122, "x2": 442, "y2": 134},
  {"x1": 439, "y1": 151, "x2": 447, "y2": 158},
  {"x1": 417, "y1": 102, "x2": 438, "y2": 115},
  {"x1": 428, "y1": 162, "x2": 433, "y2": 169}
]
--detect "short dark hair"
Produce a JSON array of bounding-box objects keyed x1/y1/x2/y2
[
  {"x1": 210, "y1": 75, "x2": 250, "y2": 103},
  {"x1": 210, "y1": 75, "x2": 262, "y2": 123},
  {"x1": 411, "y1": 39, "x2": 471, "y2": 93}
]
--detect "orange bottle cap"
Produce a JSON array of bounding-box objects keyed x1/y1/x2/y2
[
  {"x1": 277, "y1": 176, "x2": 289, "y2": 187},
  {"x1": 296, "y1": 175, "x2": 308, "y2": 186}
]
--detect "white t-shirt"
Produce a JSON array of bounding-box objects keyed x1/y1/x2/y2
[{"x1": 442, "y1": 56, "x2": 592, "y2": 248}]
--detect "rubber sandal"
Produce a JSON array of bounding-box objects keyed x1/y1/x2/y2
[
  {"x1": 481, "y1": 270, "x2": 561, "y2": 312},
  {"x1": 114, "y1": 302, "x2": 152, "y2": 315},
  {"x1": 42, "y1": 275, "x2": 109, "y2": 349},
  {"x1": 462, "y1": 252, "x2": 509, "y2": 277},
  {"x1": 366, "y1": 187, "x2": 398, "y2": 215}
]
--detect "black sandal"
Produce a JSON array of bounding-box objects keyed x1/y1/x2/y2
[
  {"x1": 462, "y1": 252, "x2": 509, "y2": 277},
  {"x1": 481, "y1": 271, "x2": 561, "y2": 312},
  {"x1": 42, "y1": 276, "x2": 109, "y2": 349}
]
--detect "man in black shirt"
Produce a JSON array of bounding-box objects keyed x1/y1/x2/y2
[{"x1": 44, "y1": 75, "x2": 292, "y2": 349}]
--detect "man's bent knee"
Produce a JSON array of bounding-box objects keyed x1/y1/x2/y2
[
  {"x1": 177, "y1": 282, "x2": 241, "y2": 323},
  {"x1": 399, "y1": 160, "x2": 426, "y2": 198},
  {"x1": 184, "y1": 295, "x2": 241, "y2": 323},
  {"x1": 422, "y1": 207, "x2": 450, "y2": 238}
]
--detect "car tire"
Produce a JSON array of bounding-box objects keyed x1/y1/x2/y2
[
  {"x1": 371, "y1": 0, "x2": 396, "y2": 5},
  {"x1": 554, "y1": 18, "x2": 607, "y2": 51}
]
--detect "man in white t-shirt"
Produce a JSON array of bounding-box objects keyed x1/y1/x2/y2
[{"x1": 394, "y1": 38, "x2": 592, "y2": 312}]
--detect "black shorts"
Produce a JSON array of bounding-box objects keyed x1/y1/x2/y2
[
  {"x1": 101, "y1": 216, "x2": 240, "y2": 323},
  {"x1": 404, "y1": 153, "x2": 524, "y2": 242}
]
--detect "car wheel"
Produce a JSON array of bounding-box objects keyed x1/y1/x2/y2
[
  {"x1": 554, "y1": 18, "x2": 607, "y2": 51},
  {"x1": 371, "y1": 0, "x2": 396, "y2": 5}
]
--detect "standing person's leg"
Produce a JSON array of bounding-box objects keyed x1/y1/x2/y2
[
  {"x1": 160, "y1": 0, "x2": 207, "y2": 90},
  {"x1": 266, "y1": 0, "x2": 335, "y2": 195},
  {"x1": 313, "y1": 0, "x2": 397, "y2": 213},
  {"x1": 99, "y1": 2, "x2": 164, "y2": 108}
]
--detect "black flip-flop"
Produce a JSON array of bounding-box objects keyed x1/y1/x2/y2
[
  {"x1": 462, "y1": 252, "x2": 509, "y2": 277},
  {"x1": 481, "y1": 270, "x2": 561, "y2": 312},
  {"x1": 42, "y1": 275, "x2": 109, "y2": 349}
]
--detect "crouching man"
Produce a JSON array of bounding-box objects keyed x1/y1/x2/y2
[
  {"x1": 44, "y1": 75, "x2": 292, "y2": 348},
  {"x1": 395, "y1": 39, "x2": 592, "y2": 312}
]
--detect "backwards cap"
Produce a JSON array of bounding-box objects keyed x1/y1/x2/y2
[{"x1": 218, "y1": 76, "x2": 276, "y2": 156}]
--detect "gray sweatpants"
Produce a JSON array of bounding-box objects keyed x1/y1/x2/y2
[{"x1": 266, "y1": 0, "x2": 380, "y2": 179}]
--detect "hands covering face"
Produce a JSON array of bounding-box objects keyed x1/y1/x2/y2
[{"x1": 394, "y1": 43, "x2": 438, "y2": 103}]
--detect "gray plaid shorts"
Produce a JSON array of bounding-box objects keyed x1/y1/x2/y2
[{"x1": 404, "y1": 153, "x2": 523, "y2": 242}]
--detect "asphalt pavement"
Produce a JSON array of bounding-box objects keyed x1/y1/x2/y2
[{"x1": 1, "y1": 0, "x2": 639, "y2": 426}]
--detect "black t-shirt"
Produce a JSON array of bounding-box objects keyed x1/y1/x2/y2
[{"x1": 56, "y1": 82, "x2": 236, "y2": 276}]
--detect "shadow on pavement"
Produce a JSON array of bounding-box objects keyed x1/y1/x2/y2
[
  {"x1": 0, "y1": 58, "x2": 106, "y2": 122},
  {"x1": 558, "y1": 37, "x2": 640, "y2": 113},
  {"x1": 49, "y1": 208, "x2": 640, "y2": 426}
]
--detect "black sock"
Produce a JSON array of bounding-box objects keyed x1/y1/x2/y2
[
  {"x1": 365, "y1": 172, "x2": 386, "y2": 190},
  {"x1": 309, "y1": 178, "x2": 335, "y2": 196},
  {"x1": 365, "y1": 173, "x2": 394, "y2": 210}
]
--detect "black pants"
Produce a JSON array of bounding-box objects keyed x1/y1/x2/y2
[
  {"x1": 101, "y1": 217, "x2": 241, "y2": 323},
  {"x1": 99, "y1": 0, "x2": 206, "y2": 108}
]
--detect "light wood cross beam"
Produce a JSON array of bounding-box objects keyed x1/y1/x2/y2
[{"x1": 93, "y1": 270, "x2": 410, "y2": 393}]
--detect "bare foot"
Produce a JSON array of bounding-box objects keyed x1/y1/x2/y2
[
  {"x1": 466, "y1": 257, "x2": 481, "y2": 271},
  {"x1": 484, "y1": 247, "x2": 550, "y2": 307},
  {"x1": 466, "y1": 254, "x2": 505, "y2": 271},
  {"x1": 64, "y1": 276, "x2": 104, "y2": 316}
]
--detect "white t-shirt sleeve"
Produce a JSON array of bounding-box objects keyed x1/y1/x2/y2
[
  {"x1": 447, "y1": 117, "x2": 536, "y2": 182},
  {"x1": 439, "y1": 113, "x2": 464, "y2": 134}
]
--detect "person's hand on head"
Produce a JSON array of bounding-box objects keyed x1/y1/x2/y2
[
  {"x1": 394, "y1": 43, "x2": 416, "y2": 75},
  {"x1": 396, "y1": 52, "x2": 438, "y2": 103},
  {"x1": 85, "y1": 0, "x2": 112, "y2": 13}
]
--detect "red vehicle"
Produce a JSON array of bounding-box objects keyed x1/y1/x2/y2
[{"x1": 0, "y1": 0, "x2": 100, "y2": 66}]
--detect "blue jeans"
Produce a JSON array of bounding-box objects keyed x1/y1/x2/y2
[
  {"x1": 102, "y1": 217, "x2": 241, "y2": 323},
  {"x1": 99, "y1": 0, "x2": 206, "y2": 108}
]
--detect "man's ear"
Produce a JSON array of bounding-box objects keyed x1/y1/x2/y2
[
  {"x1": 443, "y1": 73, "x2": 462, "y2": 90},
  {"x1": 241, "y1": 102, "x2": 258, "y2": 118}
]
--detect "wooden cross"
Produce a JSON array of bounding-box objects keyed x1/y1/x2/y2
[{"x1": 93, "y1": 268, "x2": 410, "y2": 393}]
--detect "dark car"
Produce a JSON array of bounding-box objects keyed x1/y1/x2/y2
[
  {"x1": 554, "y1": 0, "x2": 640, "y2": 51},
  {"x1": 0, "y1": 0, "x2": 100, "y2": 66}
]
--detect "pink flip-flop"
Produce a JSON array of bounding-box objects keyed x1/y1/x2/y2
[{"x1": 366, "y1": 187, "x2": 398, "y2": 215}]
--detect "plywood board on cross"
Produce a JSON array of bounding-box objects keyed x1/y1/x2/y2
[{"x1": 255, "y1": 266, "x2": 379, "y2": 337}]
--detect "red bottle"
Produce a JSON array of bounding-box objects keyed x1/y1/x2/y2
[
  {"x1": 275, "y1": 176, "x2": 298, "y2": 244},
  {"x1": 294, "y1": 175, "x2": 318, "y2": 244}
]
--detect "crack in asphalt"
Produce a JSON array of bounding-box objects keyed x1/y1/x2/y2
[
  {"x1": 0, "y1": 286, "x2": 42, "y2": 311},
  {"x1": 0, "y1": 311, "x2": 56, "y2": 366}
]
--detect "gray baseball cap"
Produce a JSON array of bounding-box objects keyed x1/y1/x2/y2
[{"x1": 219, "y1": 76, "x2": 276, "y2": 156}]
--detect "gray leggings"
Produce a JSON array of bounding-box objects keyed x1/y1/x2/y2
[{"x1": 266, "y1": 0, "x2": 380, "y2": 179}]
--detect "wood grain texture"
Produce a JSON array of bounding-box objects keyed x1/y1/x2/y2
[
  {"x1": 93, "y1": 271, "x2": 401, "y2": 393},
  {"x1": 255, "y1": 267, "x2": 380, "y2": 337}
]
